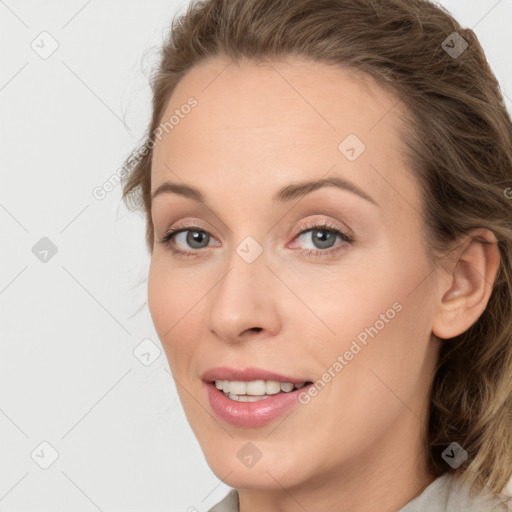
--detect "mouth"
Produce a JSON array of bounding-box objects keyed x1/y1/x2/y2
[
  {"x1": 211, "y1": 379, "x2": 314, "y2": 402},
  {"x1": 201, "y1": 367, "x2": 315, "y2": 426}
]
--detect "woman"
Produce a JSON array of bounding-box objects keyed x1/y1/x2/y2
[{"x1": 121, "y1": 0, "x2": 512, "y2": 510}]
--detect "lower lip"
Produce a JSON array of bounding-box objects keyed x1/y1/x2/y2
[{"x1": 204, "y1": 382, "x2": 311, "y2": 427}]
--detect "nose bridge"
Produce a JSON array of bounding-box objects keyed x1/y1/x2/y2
[{"x1": 207, "y1": 235, "x2": 279, "y2": 342}]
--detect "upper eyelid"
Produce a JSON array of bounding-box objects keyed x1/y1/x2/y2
[
  {"x1": 163, "y1": 220, "x2": 214, "y2": 238},
  {"x1": 166, "y1": 220, "x2": 345, "y2": 235},
  {"x1": 167, "y1": 215, "x2": 349, "y2": 234},
  {"x1": 293, "y1": 220, "x2": 349, "y2": 236}
]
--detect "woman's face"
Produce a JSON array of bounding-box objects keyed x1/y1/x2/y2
[{"x1": 148, "y1": 56, "x2": 441, "y2": 490}]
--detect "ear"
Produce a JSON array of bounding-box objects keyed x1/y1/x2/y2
[{"x1": 431, "y1": 228, "x2": 500, "y2": 340}]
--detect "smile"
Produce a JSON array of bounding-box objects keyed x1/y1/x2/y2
[{"x1": 215, "y1": 379, "x2": 308, "y2": 402}]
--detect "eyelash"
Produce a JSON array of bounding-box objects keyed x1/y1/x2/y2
[{"x1": 158, "y1": 221, "x2": 354, "y2": 259}]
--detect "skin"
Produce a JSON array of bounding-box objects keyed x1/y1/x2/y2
[{"x1": 148, "y1": 55, "x2": 500, "y2": 512}]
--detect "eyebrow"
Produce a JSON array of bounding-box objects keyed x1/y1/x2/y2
[{"x1": 151, "y1": 176, "x2": 378, "y2": 206}]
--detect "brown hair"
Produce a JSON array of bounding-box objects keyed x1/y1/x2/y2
[{"x1": 121, "y1": 0, "x2": 512, "y2": 498}]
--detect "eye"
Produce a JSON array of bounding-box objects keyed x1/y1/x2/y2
[
  {"x1": 291, "y1": 221, "x2": 353, "y2": 258},
  {"x1": 173, "y1": 229, "x2": 211, "y2": 250},
  {"x1": 158, "y1": 220, "x2": 354, "y2": 259},
  {"x1": 158, "y1": 225, "x2": 218, "y2": 257}
]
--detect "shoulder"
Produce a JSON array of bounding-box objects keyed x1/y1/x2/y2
[
  {"x1": 399, "y1": 473, "x2": 511, "y2": 512},
  {"x1": 206, "y1": 476, "x2": 511, "y2": 512},
  {"x1": 207, "y1": 489, "x2": 239, "y2": 512}
]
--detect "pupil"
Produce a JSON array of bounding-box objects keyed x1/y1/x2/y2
[
  {"x1": 188, "y1": 230, "x2": 208, "y2": 248},
  {"x1": 314, "y1": 229, "x2": 335, "y2": 249}
]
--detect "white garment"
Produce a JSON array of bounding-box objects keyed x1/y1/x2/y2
[{"x1": 208, "y1": 473, "x2": 511, "y2": 511}]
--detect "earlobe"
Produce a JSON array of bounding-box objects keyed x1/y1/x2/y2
[{"x1": 431, "y1": 228, "x2": 500, "y2": 340}]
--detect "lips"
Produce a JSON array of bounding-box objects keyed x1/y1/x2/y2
[
  {"x1": 201, "y1": 366, "x2": 309, "y2": 384},
  {"x1": 201, "y1": 366, "x2": 314, "y2": 427}
]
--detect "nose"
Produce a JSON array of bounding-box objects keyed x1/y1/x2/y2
[{"x1": 207, "y1": 245, "x2": 281, "y2": 344}]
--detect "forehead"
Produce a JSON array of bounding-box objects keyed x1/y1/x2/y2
[{"x1": 151, "y1": 55, "x2": 417, "y2": 216}]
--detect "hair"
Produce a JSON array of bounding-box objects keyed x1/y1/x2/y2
[{"x1": 121, "y1": 0, "x2": 512, "y2": 499}]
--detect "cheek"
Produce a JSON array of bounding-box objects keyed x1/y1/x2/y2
[
  {"x1": 147, "y1": 258, "x2": 204, "y2": 367},
  {"x1": 321, "y1": 251, "x2": 436, "y2": 415},
  {"x1": 305, "y1": 240, "x2": 435, "y2": 387},
  {"x1": 308, "y1": 249, "x2": 423, "y2": 348},
  {"x1": 147, "y1": 258, "x2": 173, "y2": 337}
]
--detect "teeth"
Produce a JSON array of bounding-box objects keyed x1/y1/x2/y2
[
  {"x1": 247, "y1": 380, "x2": 266, "y2": 395},
  {"x1": 280, "y1": 382, "x2": 294, "y2": 392},
  {"x1": 229, "y1": 381, "x2": 248, "y2": 395},
  {"x1": 266, "y1": 381, "x2": 281, "y2": 394},
  {"x1": 227, "y1": 393, "x2": 272, "y2": 402},
  {"x1": 214, "y1": 379, "x2": 306, "y2": 396}
]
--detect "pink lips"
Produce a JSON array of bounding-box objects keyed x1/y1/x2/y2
[
  {"x1": 201, "y1": 366, "x2": 312, "y2": 427},
  {"x1": 201, "y1": 366, "x2": 307, "y2": 384}
]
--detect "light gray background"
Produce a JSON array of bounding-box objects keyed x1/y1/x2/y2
[{"x1": 1, "y1": 1, "x2": 511, "y2": 510}]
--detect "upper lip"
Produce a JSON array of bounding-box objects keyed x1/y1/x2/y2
[{"x1": 201, "y1": 366, "x2": 310, "y2": 384}]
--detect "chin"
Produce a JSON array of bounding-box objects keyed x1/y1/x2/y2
[{"x1": 201, "y1": 440, "x2": 311, "y2": 490}]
